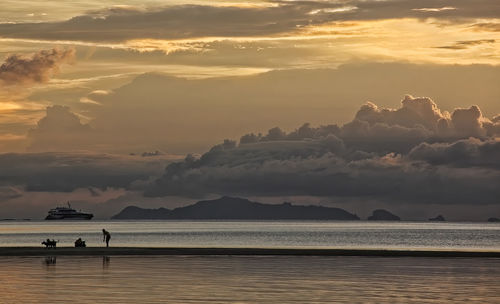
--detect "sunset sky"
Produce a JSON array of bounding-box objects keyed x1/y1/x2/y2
[{"x1": 0, "y1": 0, "x2": 499, "y2": 219}]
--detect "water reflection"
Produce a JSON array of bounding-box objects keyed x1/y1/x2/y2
[
  {"x1": 0, "y1": 256, "x2": 498, "y2": 303},
  {"x1": 102, "y1": 256, "x2": 110, "y2": 269},
  {"x1": 43, "y1": 256, "x2": 56, "y2": 266}
]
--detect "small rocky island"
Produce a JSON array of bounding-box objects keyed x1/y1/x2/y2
[
  {"x1": 488, "y1": 217, "x2": 500, "y2": 222},
  {"x1": 429, "y1": 215, "x2": 446, "y2": 221},
  {"x1": 112, "y1": 196, "x2": 360, "y2": 220},
  {"x1": 367, "y1": 209, "x2": 401, "y2": 221}
]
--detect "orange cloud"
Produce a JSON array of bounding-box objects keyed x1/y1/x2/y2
[{"x1": 0, "y1": 47, "x2": 75, "y2": 86}]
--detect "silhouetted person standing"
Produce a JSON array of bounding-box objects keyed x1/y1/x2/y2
[{"x1": 102, "y1": 229, "x2": 111, "y2": 247}]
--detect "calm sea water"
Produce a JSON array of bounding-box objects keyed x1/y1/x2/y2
[
  {"x1": 0, "y1": 220, "x2": 499, "y2": 250},
  {"x1": 2, "y1": 255, "x2": 500, "y2": 303},
  {"x1": 3, "y1": 221, "x2": 500, "y2": 303}
]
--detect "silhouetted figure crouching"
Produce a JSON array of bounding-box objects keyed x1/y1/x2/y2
[
  {"x1": 74, "y1": 238, "x2": 86, "y2": 247},
  {"x1": 102, "y1": 229, "x2": 111, "y2": 247}
]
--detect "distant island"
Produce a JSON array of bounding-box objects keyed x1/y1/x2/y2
[
  {"x1": 429, "y1": 215, "x2": 446, "y2": 221},
  {"x1": 367, "y1": 209, "x2": 401, "y2": 221},
  {"x1": 112, "y1": 196, "x2": 360, "y2": 220}
]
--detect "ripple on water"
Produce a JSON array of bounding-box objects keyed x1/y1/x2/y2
[{"x1": 1, "y1": 256, "x2": 500, "y2": 303}]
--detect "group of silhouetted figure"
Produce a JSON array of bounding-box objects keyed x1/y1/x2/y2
[
  {"x1": 42, "y1": 229, "x2": 111, "y2": 248},
  {"x1": 41, "y1": 239, "x2": 58, "y2": 248}
]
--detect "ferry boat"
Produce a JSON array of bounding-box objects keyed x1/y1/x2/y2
[{"x1": 45, "y1": 202, "x2": 93, "y2": 220}]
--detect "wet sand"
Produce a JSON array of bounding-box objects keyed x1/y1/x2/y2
[{"x1": 1, "y1": 247, "x2": 500, "y2": 257}]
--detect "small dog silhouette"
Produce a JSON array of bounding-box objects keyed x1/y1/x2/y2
[{"x1": 42, "y1": 239, "x2": 58, "y2": 248}]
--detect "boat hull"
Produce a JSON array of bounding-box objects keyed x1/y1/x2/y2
[{"x1": 45, "y1": 214, "x2": 93, "y2": 220}]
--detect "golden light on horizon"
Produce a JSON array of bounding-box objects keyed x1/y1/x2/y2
[{"x1": 0, "y1": 102, "x2": 23, "y2": 112}]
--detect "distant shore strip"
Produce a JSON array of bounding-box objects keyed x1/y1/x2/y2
[{"x1": 1, "y1": 247, "x2": 500, "y2": 257}]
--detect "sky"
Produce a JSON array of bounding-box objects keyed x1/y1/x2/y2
[{"x1": 0, "y1": 0, "x2": 499, "y2": 220}]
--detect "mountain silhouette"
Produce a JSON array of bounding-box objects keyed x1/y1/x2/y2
[{"x1": 112, "y1": 196, "x2": 359, "y2": 220}]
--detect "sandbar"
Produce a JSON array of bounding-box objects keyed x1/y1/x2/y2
[{"x1": 0, "y1": 247, "x2": 500, "y2": 257}]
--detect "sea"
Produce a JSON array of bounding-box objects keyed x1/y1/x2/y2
[
  {"x1": 1, "y1": 220, "x2": 499, "y2": 250},
  {"x1": 2, "y1": 220, "x2": 500, "y2": 303}
]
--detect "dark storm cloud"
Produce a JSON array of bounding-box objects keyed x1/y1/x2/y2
[
  {"x1": 0, "y1": 106, "x2": 181, "y2": 194},
  {"x1": 0, "y1": 152, "x2": 170, "y2": 192},
  {"x1": 0, "y1": 48, "x2": 75, "y2": 86},
  {"x1": 409, "y1": 138, "x2": 500, "y2": 168},
  {"x1": 146, "y1": 96, "x2": 500, "y2": 205},
  {"x1": 0, "y1": 3, "x2": 329, "y2": 42},
  {"x1": 146, "y1": 139, "x2": 500, "y2": 204},
  {"x1": 0, "y1": 0, "x2": 498, "y2": 42}
]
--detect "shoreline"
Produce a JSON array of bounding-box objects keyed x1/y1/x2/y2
[{"x1": 1, "y1": 247, "x2": 500, "y2": 257}]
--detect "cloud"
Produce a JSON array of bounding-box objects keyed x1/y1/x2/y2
[
  {"x1": 412, "y1": 7, "x2": 457, "y2": 13},
  {"x1": 344, "y1": 95, "x2": 498, "y2": 142},
  {"x1": 339, "y1": 119, "x2": 432, "y2": 154},
  {"x1": 146, "y1": 96, "x2": 500, "y2": 207},
  {"x1": 27, "y1": 105, "x2": 93, "y2": 151},
  {"x1": 0, "y1": 186, "x2": 23, "y2": 200},
  {"x1": 146, "y1": 139, "x2": 500, "y2": 205},
  {"x1": 0, "y1": 3, "x2": 325, "y2": 42},
  {"x1": 0, "y1": 151, "x2": 177, "y2": 193},
  {"x1": 0, "y1": 48, "x2": 75, "y2": 86},
  {"x1": 436, "y1": 39, "x2": 496, "y2": 50},
  {"x1": 450, "y1": 105, "x2": 486, "y2": 137},
  {"x1": 0, "y1": 150, "x2": 182, "y2": 218},
  {"x1": 484, "y1": 115, "x2": 500, "y2": 137},
  {"x1": 409, "y1": 138, "x2": 500, "y2": 168},
  {"x1": 20, "y1": 63, "x2": 500, "y2": 154},
  {"x1": 351, "y1": 95, "x2": 446, "y2": 129},
  {"x1": 235, "y1": 95, "x2": 497, "y2": 154},
  {"x1": 470, "y1": 22, "x2": 500, "y2": 32},
  {"x1": 2, "y1": 89, "x2": 499, "y2": 218},
  {"x1": 0, "y1": 1, "x2": 498, "y2": 42}
]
